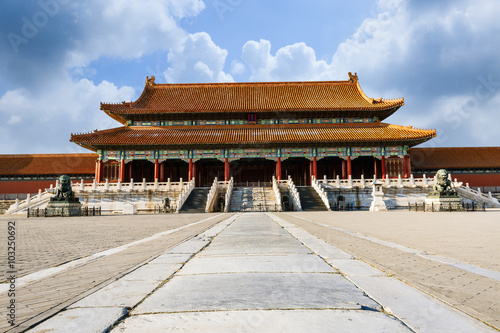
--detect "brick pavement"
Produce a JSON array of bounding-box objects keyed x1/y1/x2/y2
[
  {"x1": 276, "y1": 212, "x2": 500, "y2": 331},
  {"x1": 0, "y1": 214, "x2": 219, "y2": 280},
  {"x1": 0, "y1": 213, "x2": 232, "y2": 332}
]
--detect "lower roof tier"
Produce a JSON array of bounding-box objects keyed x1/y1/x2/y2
[{"x1": 71, "y1": 122, "x2": 436, "y2": 151}]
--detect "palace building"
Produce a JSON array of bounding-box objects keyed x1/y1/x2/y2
[{"x1": 69, "y1": 73, "x2": 436, "y2": 187}]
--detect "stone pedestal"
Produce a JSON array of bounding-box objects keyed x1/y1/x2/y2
[
  {"x1": 424, "y1": 197, "x2": 463, "y2": 212},
  {"x1": 123, "y1": 203, "x2": 137, "y2": 215},
  {"x1": 46, "y1": 198, "x2": 81, "y2": 217},
  {"x1": 370, "y1": 179, "x2": 387, "y2": 212}
]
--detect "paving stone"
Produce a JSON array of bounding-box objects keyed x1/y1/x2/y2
[
  {"x1": 69, "y1": 280, "x2": 160, "y2": 308},
  {"x1": 275, "y1": 212, "x2": 500, "y2": 330},
  {"x1": 148, "y1": 253, "x2": 193, "y2": 265},
  {"x1": 112, "y1": 310, "x2": 411, "y2": 333},
  {"x1": 327, "y1": 259, "x2": 386, "y2": 277},
  {"x1": 177, "y1": 254, "x2": 335, "y2": 275},
  {"x1": 120, "y1": 263, "x2": 181, "y2": 281},
  {"x1": 29, "y1": 307, "x2": 127, "y2": 333},
  {"x1": 165, "y1": 236, "x2": 211, "y2": 254},
  {"x1": 202, "y1": 235, "x2": 311, "y2": 255},
  {"x1": 349, "y1": 276, "x2": 497, "y2": 333},
  {"x1": 133, "y1": 273, "x2": 381, "y2": 314}
]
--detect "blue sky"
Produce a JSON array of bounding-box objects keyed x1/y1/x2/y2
[{"x1": 1, "y1": 0, "x2": 499, "y2": 154}]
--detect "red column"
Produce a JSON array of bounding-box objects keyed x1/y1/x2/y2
[
  {"x1": 347, "y1": 156, "x2": 352, "y2": 178},
  {"x1": 403, "y1": 155, "x2": 409, "y2": 178},
  {"x1": 160, "y1": 161, "x2": 165, "y2": 182},
  {"x1": 119, "y1": 159, "x2": 125, "y2": 183},
  {"x1": 312, "y1": 157, "x2": 317, "y2": 179},
  {"x1": 407, "y1": 155, "x2": 412, "y2": 176},
  {"x1": 374, "y1": 158, "x2": 378, "y2": 179},
  {"x1": 154, "y1": 159, "x2": 159, "y2": 181},
  {"x1": 188, "y1": 158, "x2": 193, "y2": 181},
  {"x1": 128, "y1": 161, "x2": 133, "y2": 182},
  {"x1": 95, "y1": 160, "x2": 102, "y2": 183},
  {"x1": 192, "y1": 160, "x2": 196, "y2": 183},
  {"x1": 381, "y1": 156, "x2": 386, "y2": 178},
  {"x1": 341, "y1": 159, "x2": 347, "y2": 179},
  {"x1": 224, "y1": 158, "x2": 230, "y2": 181},
  {"x1": 276, "y1": 157, "x2": 282, "y2": 180}
]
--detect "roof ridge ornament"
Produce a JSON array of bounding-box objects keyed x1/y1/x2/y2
[
  {"x1": 348, "y1": 72, "x2": 358, "y2": 83},
  {"x1": 146, "y1": 76, "x2": 156, "y2": 87}
]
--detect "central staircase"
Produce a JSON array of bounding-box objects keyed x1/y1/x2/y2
[
  {"x1": 229, "y1": 187, "x2": 279, "y2": 212},
  {"x1": 296, "y1": 187, "x2": 328, "y2": 211},
  {"x1": 179, "y1": 188, "x2": 210, "y2": 213}
]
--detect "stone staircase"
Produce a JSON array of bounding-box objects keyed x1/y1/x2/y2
[
  {"x1": 179, "y1": 188, "x2": 210, "y2": 213},
  {"x1": 296, "y1": 187, "x2": 328, "y2": 211},
  {"x1": 0, "y1": 200, "x2": 16, "y2": 215},
  {"x1": 229, "y1": 187, "x2": 279, "y2": 212},
  {"x1": 456, "y1": 186, "x2": 500, "y2": 208}
]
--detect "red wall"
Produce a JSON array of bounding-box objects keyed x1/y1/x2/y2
[
  {"x1": 450, "y1": 174, "x2": 500, "y2": 188},
  {"x1": 0, "y1": 180, "x2": 93, "y2": 195}
]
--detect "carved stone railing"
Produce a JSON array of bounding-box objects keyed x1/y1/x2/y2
[
  {"x1": 5, "y1": 188, "x2": 53, "y2": 215},
  {"x1": 205, "y1": 177, "x2": 219, "y2": 213},
  {"x1": 286, "y1": 176, "x2": 302, "y2": 211},
  {"x1": 272, "y1": 176, "x2": 282, "y2": 212},
  {"x1": 224, "y1": 177, "x2": 234, "y2": 213},
  {"x1": 75, "y1": 177, "x2": 188, "y2": 193},
  {"x1": 311, "y1": 176, "x2": 331, "y2": 211},
  {"x1": 457, "y1": 185, "x2": 500, "y2": 208},
  {"x1": 175, "y1": 178, "x2": 195, "y2": 213},
  {"x1": 319, "y1": 174, "x2": 436, "y2": 189}
]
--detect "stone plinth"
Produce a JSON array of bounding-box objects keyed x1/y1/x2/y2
[
  {"x1": 370, "y1": 180, "x2": 387, "y2": 212},
  {"x1": 424, "y1": 197, "x2": 463, "y2": 212},
  {"x1": 46, "y1": 198, "x2": 81, "y2": 217},
  {"x1": 123, "y1": 203, "x2": 137, "y2": 215}
]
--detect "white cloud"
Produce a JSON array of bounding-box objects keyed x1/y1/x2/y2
[
  {"x1": 230, "y1": 60, "x2": 246, "y2": 76},
  {"x1": 0, "y1": 78, "x2": 134, "y2": 153},
  {"x1": 66, "y1": 0, "x2": 205, "y2": 68},
  {"x1": 241, "y1": 39, "x2": 340, "y2": 82},
  {"x1": 164, "y1": 32, "x2": 233, "y2": 83}
]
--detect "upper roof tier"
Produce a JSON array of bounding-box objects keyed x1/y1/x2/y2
[{"x1": 100, "y1": 73, "x2": 404, "y2": 124}]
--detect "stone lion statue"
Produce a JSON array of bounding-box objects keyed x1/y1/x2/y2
[
  {"x1": 53, "y1": 175, "x2": 75, "y2": 200},
  {"x1": 431, "y1": 169, "x2": 456, "y2": 197}
]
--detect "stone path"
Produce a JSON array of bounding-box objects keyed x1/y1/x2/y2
[
  {"x1": 26, "y1": 213, "x2": 495, "y2": 332},
  {"x1": 0, "y1": 214, "x2": 224, "y2": 279},
  {"x1": 0, "y1": 213, "x2": 231, "y2": 333},
  {"x1": 277, "y1": 211, "x2": 500, "y2": 331}
]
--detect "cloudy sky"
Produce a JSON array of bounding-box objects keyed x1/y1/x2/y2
[{"x1": 1, "y1": 0, "x2": 499, "y2": 154}]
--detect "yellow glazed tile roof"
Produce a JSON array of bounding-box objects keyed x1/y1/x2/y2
[
  {"x1": 71, "y1": 123, "x2": 435, "y2": 150},
  {"x1": 101, "y1": 75, "x2": 404, "y2": 117}
]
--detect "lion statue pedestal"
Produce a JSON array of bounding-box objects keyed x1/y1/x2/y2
[
  {"x1": 424, "y1": 169, "x2": 463, "y2": 211},
  {"x1": 46, "y1": 175, "x2": 81, "y2": 217}
]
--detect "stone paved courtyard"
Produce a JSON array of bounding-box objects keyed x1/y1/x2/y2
[{"x1": 0, "y1": 211, "x2": 498, "y2": 332}]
